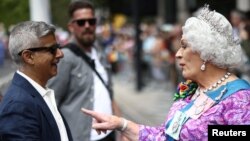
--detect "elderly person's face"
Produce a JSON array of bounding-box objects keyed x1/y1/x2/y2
[{"x1": 175, "y1": 38, "x2": 203, "y2": 81}]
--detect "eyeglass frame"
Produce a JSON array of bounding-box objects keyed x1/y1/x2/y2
[
  {"x1": 71, "y1": 18, "x2": 97, "y2": 27},
  {"x1": 18, "y1": 44, "x2": 62, "y2": 56}
]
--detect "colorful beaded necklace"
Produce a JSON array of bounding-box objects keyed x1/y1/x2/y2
[{"x1": 173, "y1": 80, "x2": 198, "y2": 101}]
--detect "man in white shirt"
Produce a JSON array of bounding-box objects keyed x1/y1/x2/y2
[{"x1": 47, "y1": 1, "x2": 121, "y2": 141}]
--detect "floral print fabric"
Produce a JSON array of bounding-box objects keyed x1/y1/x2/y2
[{"x1": 139, "y1": 89, "x2": 250, "y2": 141}]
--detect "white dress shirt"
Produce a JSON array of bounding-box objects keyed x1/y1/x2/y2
[{"x1": 87, "y1": 49, "x2": 112, "y2": 141}]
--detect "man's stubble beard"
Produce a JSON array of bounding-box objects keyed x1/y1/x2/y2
[{"x1": 77, "y1": 31, "x2": 96, "y2": 48}]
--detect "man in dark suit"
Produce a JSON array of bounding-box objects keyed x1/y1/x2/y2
[{"x1": 0, "y1": 21, "x2": 72, "y2": 141}]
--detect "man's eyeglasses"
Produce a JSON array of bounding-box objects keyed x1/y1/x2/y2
[
  {"x1": 18, "y1": 44, "x2": 62, "y2": 56},
  {"x1": 72, "y1": 18, "x2": 96, "y2": 26}
]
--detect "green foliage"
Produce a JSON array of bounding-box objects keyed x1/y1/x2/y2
[
  {"x1": 0, "y1": 0, "x2": 29, "y2": 31},
  {"x1": 0, "y1": 0, "x2": 130, "y2": 32},
  {"x1": 51, "y1": 0, "x2": 70, "y2": 30}
]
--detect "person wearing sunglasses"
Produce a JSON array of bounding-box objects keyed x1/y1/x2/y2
[
  {"x1": 47, "y1": 1, "x2": 121, "y2": 141},
  {"x1": 0, "y1": 21, "x2": 73, "y2": 141}
]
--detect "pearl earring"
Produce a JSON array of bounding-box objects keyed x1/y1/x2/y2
[{"x1": 200, "y1": 61, "x2": 206, "y2": 71}]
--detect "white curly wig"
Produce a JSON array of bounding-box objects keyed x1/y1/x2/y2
[{"x1": 182, "y1": 5, "x2": 244, "y2": 69}]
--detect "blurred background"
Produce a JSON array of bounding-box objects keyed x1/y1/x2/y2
[{"x1": 1, "y1": 0, "x2": 250, "y2": 126}]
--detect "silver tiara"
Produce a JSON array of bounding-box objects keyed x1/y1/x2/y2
[{"x1": 197, "y1": 4, "x2": 240, "y2": 46}]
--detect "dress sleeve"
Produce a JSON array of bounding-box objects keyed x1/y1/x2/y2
[
  {"x1": 139, "y1": 124, "x2": 167, "y2": 141},
  {"x1": 138, "y1": 100, "x2": 188, "y2": 141},
  {"x1": 222, "y1": 89, "x2": 250, "y2": 124}
]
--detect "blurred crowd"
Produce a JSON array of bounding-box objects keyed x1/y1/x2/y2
[
  {"x1": 231, "y1": 9, "x2": 250, "y2": 82},
  {"x1": 0, "y1": 23, "x2": 8, "y2": 67},
  {"x1": 90, "y1": 8, "x2": 250, "y2": 88},
  {"x1": 1, "y1": 9, "x2": 250, "y2": 88}
]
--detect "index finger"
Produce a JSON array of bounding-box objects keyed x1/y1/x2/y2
[{"x1": 81, "y1": 108, "x2": 103, "y2": 121}]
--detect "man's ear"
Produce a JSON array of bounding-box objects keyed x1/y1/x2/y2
[
  {"x1": 68, "y1": 23, "x2": 74, "y2": 33},
  {"x1": 22, "y1": 51, "x2": 34, "y2": 65}
]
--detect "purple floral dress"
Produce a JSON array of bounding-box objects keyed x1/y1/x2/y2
[{"x1": 139, "y1": 89, "x2": 250, "y2": 141}]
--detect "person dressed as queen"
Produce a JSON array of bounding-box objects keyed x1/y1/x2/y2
[{"x1": 81, "y1": 5, "x2": 250, "y2": 141}]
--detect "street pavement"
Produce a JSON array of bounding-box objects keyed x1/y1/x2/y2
[
  {"x1": 113, "y1": 72, "x2": 175, "y2": 126},
  {"x1": 0, "y1": 58, "x2": 176, "y2": 127}
]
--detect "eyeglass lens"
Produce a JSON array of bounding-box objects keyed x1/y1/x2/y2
[
  {"x1": 75, "y1": 18, "x2": 96, "y2": 26},
  {"x1": 47, "y1": 44, "x2": 61, "y2": 54}
]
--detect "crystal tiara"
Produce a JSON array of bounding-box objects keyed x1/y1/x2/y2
[{"x1": 197, "y1": 4, "x2": 240, "y2": 46}]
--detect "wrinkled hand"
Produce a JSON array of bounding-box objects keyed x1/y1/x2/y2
[{"x1": 81, "y1": 108, "x2": 122, "y2": 135}]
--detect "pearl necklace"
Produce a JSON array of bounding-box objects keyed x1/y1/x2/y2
[
  {"x1": 189, "y1": 72, "x2": 231, "y2": 115},
  {"x1": 201, "y1": 72, "x2": 231, "y2": 93}
]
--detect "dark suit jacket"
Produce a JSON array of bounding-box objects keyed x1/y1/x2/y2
[{"x1": 0, "y1": 72, "x2": 72, "y2": 141}]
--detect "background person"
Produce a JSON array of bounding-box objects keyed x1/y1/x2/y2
[
  {"x1": 0, "y1": 21, "x2": 72, "y2": 141},
  {"x1": 81, "y1": 5, "x2": 250, "y2": 141},
  {"x1": 47, "y1": 0, "x2": 120, "y2": 141}
]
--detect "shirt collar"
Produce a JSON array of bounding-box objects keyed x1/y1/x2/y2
[{"x1": 17, "y1": 70, "x2": 52, "y2": 97}]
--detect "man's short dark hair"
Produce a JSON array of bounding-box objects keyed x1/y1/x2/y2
[{"x1": 68, "y1": 0, "x2": 95, "y2": 18}]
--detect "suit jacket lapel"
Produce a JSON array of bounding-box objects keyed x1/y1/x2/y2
[{"x1": 13, "y1": 72, "x2": 61, "y2": 140}]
